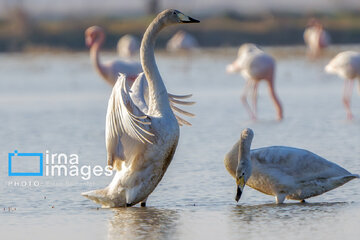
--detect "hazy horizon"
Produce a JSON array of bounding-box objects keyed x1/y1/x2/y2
[{"x1": 0, "y1": 0, "x2": 359, "y2": 18}]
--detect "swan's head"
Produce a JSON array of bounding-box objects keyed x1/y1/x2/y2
[
  {"x1": 157, "y1": 9, "x2": 200, "y2": 26},
  {"x1": 85, "y1": 25, "x2": 105, "y2": 47},
  {"x1": 235, "y1": 128, "x2": 254, "y2": 202}
]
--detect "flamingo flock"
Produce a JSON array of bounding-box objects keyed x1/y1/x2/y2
[{"x1": 81, "y1": 10, "x2": 358, "y2": 208}]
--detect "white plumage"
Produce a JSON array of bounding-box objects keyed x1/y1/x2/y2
[
  {"x1": 82, "y1": 9, "x2": 200, "y2": 207},
  {"x1": 224, "y1": 128, "x2": 359, "y2": 204}
]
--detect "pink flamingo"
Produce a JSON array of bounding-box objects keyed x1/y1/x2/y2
[
  {"x1": 166, "y1": 30, "x2": 198, "y2": 52},
  {"x1": 85, "y1": 26, "x2": 142, "y2": 85},
  {"x1": 304, "y1": 19, "x2": 330, "y2": 59},
  {"x1": 325, "y1": 51, "x2": 360, "y2": 120},
  {"x1": 85, "y1": 25, "x2": 195, "y2": 126},
  {"x1": 227, "y1": 44, "x2": 283, "y2": 121}
]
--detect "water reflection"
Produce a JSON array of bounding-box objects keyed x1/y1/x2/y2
[
  {"x1": 108, "y1": 207, "x2": 179, "y2": 240},
  {"x1": 231, "y1": 202, "x2": 348, "y2": 223}
]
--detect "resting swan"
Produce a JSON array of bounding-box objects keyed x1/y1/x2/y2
[
  {"x1": 224, "y1": 128, "x2": 359, "y2": 204},
  {"x1": 82, "y1": 9, "x2": 200, "y2": 207}
]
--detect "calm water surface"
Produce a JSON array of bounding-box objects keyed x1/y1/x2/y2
[{"x1": 0, "y1": 47, "x2": 359, "y2": 240}]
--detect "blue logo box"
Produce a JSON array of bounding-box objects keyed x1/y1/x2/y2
[{"x1": 8, "y1": 150, "x2": 43, "y2": 176}]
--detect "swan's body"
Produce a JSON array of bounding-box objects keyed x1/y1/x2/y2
[
  {"x1": 166, "y1": 30, "x2": 198, "y2": 52},
  {"x1": 85, "y1": 26, "x2": 142, "y2": 84},
  {"x1": 226, "y1": 44, "x2": 283, "y2": 120},
  {"x1": 117, "y1": 34, "x2": 140, "y2": 58},
  {"x1": 325, "y1": 51, "x2": 360, "y2": 120},
  {"x1": 224, "y1": 128, "x2": 359, "y2": 204},
  {"x1": 82, "y1": 9, "x2": 199, "y2": 207},
  {"x1": 304, "y1": 19, "x2": 330, "y2": 58}
]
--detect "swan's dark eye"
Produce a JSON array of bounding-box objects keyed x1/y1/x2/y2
[{"x1": 242, "y1": 173, "x2": 245, "y2": 176}]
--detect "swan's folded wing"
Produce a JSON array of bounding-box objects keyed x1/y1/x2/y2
[
  {"x1": 106, "y1": 74, "x2": 154, "y2": 167},
  {"x1": 168, "y1": 93, "x2": 195, "y2": 126}
]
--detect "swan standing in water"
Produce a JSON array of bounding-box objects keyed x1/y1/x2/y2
[
  {"x1": 226, "y1": 44, "x2": 283, "y2": 120},
  {"x1": 304, "y1": 19, "x2": 330, "y2": 59},
  {"x1": 325, "y1": 51, "x2": 360, "y2": 120},
  {"x1": 85, "y1": 25, "x2": 195, "y2": 126},
  {"x1": 224, "y1": 128, "x2": 359, "y2": 204},
  {"x1": 82, "y1": 9, "x2": 200, "y2": 207}
]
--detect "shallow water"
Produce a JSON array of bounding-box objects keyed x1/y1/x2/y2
[{"x1": 0, "y1": 47, "x2": 359, "y2": 240}]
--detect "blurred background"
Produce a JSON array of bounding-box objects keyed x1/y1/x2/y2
[{"x1": 0, "y1": 0, "x2": 360, "y2": 52}]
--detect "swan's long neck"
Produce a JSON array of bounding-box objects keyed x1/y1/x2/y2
[
  {"x1": 140, "y1": 17, "x2": 171, "y2": 115},
  {"x1": 90, "y1": 32, "x2": 114, "y2": 86},
  {"x1": 238, "y1": 137, "x2": 251, "y2": 166}
]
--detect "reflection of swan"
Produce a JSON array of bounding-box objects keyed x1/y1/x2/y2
[
  {"x1": 108, "y1": 207, "x2": 179, "y2": 240},
  {"x1": 226, "y1": 44, "x2": 283, "y2": 120},
  {"x1": 85, "y1": 25, "x2": 142, "y2": 84},
  {"x1": 82, "y1": 9, "x2": 200, "y2": 207},
  {"x1": 325, "y1": 51, "x2": 360, "y2": 120},
  {"x1": 304, "y1": 18, "x2": 330, "y2": 58},
  {"x1": 224, "y1": 128, "x2": 359, "y2": 204},
  {"x1": 117, "y1": 34, "x2": 140, "y2": 58},
  {"x1": 166, "y1": 30, "x2": 198, "y2": 52}
]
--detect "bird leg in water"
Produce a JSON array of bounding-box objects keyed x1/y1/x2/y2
[
  {"x1": 241, "y1": 80, "x2": 256, "y2": 120},
  {"x1": 343, "y1": 79, "x2": 354, "y2": 120},
  {"x1": 266, "y1": 77, "x2": 283, "y2": 121},
  {"x1": 251, "y1": 81, "x2": 259, "y2": 118}
]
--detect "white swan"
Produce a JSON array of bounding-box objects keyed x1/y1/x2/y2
[
  {"x1": 226, "y1": 44, "x2": 283, "y2": 120},
  {"x1": 325, "y1": 51, "x2": 360, "y2": 120},
  {"x1": 117, "y1": 34, "x2": 140, "y2": 58},
  {"x1": 85, "y1": 25, "x2": 195, "y2": 126},
  {"x1": 303, "y1": 19, "x2": 330, "y2": 59},
  {"x1": 82, "y1": 9, "x2": 200, "y2": 207},
  {"x1": 224, "y1": 128, "x2": 359, "y2": 204},
  {"x1": 166, "y1": 30, "x2": 198, "y2": 52}
]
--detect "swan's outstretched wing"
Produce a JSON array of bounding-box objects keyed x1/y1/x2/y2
[
  {"x1": 106, "y1": 74, "x2": 154, "y2": 168},
  {"x1": 168, "y1": 94, "x2": 195, "y2": 126},
  {"x1": 131, "y1": 73, "x2": 195, "y2": 126}
]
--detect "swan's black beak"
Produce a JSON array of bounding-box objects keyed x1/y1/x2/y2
[
  {"x1": 181, "y1": 16, "x2": 200, "y2": 23},
  {"x1": 235, "y1": 186, "x2": 242, "y2": 202},
  {"x1": 177, "y1": 12, "x2": 200, "y2": 23},
  {"x1": 235, "y1": 176, "x2": 245, "y2": 202}
]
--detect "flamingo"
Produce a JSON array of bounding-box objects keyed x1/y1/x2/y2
[
  {"x1": 304, "y1": 19, "x2": 330, "y2": 59},
  {"x1": 85, "y1": 25, "x2": 195, "y2": 126},
  {"x1": 224, "y1": 128, "x2": 359, "y2": 204},
  {"x1": 85, "y1": 25, "x2": 142, "y2": 84},
  {"x1": 325, "y1": 51, "x2": 360, "y2": 120},
  {"x1": 166, "y1": 30, "x2": 198, "y2": 52},
  {"x1": 82, "y1": 9, "x2": 200, "y2": 207},
  {"x1": 117, "y1": 34, "x2": 140, "y2": 58},
  {"x1": 226, "y1": 44, "x2": 283, "y2": 120}
]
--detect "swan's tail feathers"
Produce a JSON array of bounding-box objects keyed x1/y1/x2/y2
[{"x1": 82, "y1": 189, "x2": 114, "y2": 208}]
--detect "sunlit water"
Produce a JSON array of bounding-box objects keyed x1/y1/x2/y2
[{"x1": 0, "y1": 46, "x2": 359, "y2": 240}]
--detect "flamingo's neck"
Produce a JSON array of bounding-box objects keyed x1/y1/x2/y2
[
  {"x1": 90, "y1": 32, "x2": 114, "y2": 86},
  {"x1": 140, "y1": 16, "x2": 171, "y2": 115}
]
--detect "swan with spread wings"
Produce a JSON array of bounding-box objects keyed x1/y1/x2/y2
[{"x1": 82, "y1": 9, "x2": 200, "y2": 207}]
